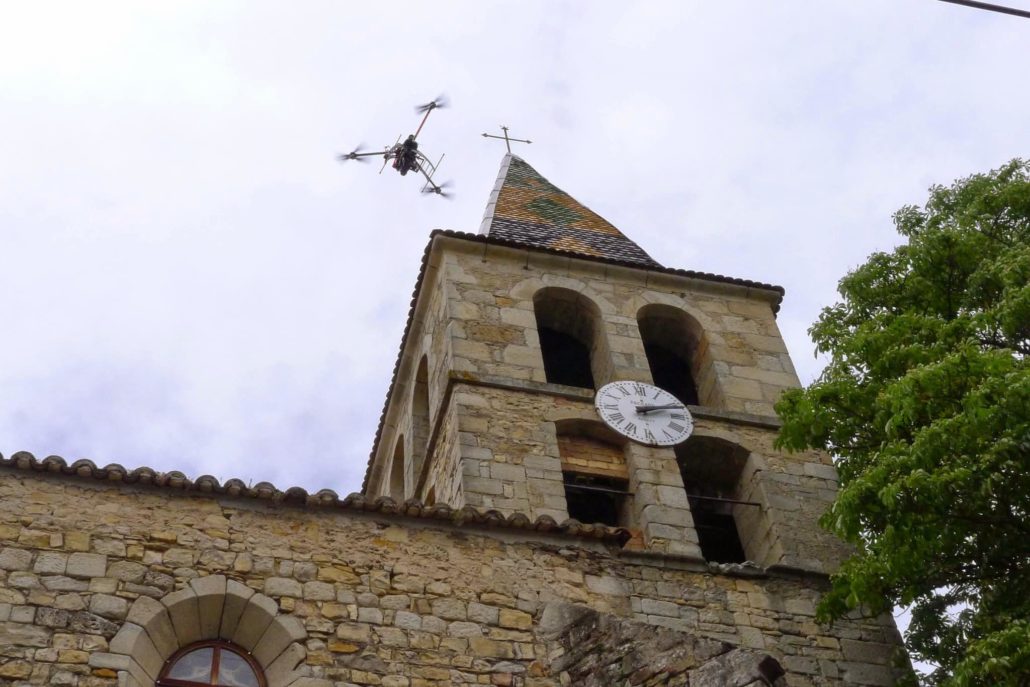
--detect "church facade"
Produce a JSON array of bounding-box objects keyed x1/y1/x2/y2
[{"x1": 0, "y1": 155, "x2": 906, "y2": 686}]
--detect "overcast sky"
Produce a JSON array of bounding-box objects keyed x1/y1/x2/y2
[{"x1": 2, "y1": 1, "x2": 1027, "y2": 495}]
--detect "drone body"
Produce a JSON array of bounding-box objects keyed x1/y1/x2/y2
[{"x1": 338, "y1": 96, "x2": 452, "y2": 198}]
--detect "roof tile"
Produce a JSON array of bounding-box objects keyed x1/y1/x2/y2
[
  {"x1": 480, "y1": 155, "x2": 660, "y2": 267},
  {"x1": 0, "y1": 452, "x2": 631, "y2": 545}
]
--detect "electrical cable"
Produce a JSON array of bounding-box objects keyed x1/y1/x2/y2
[{"x1": 938, "y1": 0, "x2": 1030, "y2": 19}]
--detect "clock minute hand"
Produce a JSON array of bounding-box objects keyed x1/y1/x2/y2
[{"x1": 635, "y1": 403, "x2": 683, "y2": 414}]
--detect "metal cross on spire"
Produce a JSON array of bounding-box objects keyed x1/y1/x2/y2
[{"x1": 481, "y1": 126, "x2": 532, "y2": 153}]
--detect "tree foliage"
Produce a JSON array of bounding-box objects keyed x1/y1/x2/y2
[{"x1": 776, "y1": 160, "x2": 1030, "y2": 685}]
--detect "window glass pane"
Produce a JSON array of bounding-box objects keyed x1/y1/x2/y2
[
  {"x1": 217, "y1": 650, "x2": 259, "y2": 687},
  {"x1": 167, "y1": 647, "x2": 214, "y2": 681}
]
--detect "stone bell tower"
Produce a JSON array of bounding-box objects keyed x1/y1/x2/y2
[{"x1": 363, "y1": 153, "x2": 848, "y2": 571}]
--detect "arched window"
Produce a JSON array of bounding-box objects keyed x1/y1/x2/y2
[
  {"x1": 411, "y1": 356, "x2": 431, "y2": 479},
  {"x1": 389, "y1": 435, "x2": 406, "y2": 499},
  {"x1": 534, "y1": 288, "x2": 607, "y2": 389},
  {"x1": 555, "y1": 420, "x2": 631, "y2": 528},
  {"x1": 637, "y1": 305, "x2": 713, "y2": 406},
  {"x1": 675, "y1": 436, "x2": 756, "y2": 563},
  {"x1": 157, "y1": 641, "x2": 265, "y2": 687}
]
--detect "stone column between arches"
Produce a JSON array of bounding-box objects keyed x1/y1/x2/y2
[
  {"x1": 95, "y1": 574, "x2": 310, "y2": 687},
  {"x1": 624, "y1": 441, "x2": 704, "y2": 558}
]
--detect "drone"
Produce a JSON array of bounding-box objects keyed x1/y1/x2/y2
[{"x1": 338, "y1": 95, "x2": 452, "y2": 198}]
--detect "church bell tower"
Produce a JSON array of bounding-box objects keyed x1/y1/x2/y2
[{"x1": 363, "y1": 154, "x2": 847, "y2": 571}]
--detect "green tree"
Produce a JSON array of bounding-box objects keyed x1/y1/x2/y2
[{"x1": 775, "y1": 160, "x2": 1030, "y2": 685}]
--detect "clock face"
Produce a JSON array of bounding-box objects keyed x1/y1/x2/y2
[{"x1": 594, "y1": 381, "x2": 694, "y2": 446}]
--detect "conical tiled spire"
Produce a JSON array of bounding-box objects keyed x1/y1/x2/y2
[{"x1": 480, "y1": 154, "x2": 661, "y2": 268}]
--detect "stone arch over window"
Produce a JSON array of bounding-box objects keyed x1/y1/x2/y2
[
  {"x1": 106, "y1": 575, "x2": 308, "y2": 687},
  {"x1": 675, "y1": 435, "x2": 761, "y2": 564},
  {"x1": 637, "y1": 304, "x2": 719, "y2": 407},
  {"x1": 389, "y1": 434, "x2": 406, "y2": 499},
  {"x1": 555, "y1": 419, "x2": 632, "y2": 528},
  {"x1": 533, "y1": 287, "x2": 610, "y2": 389},
  {"x1": 411, "y1": 355, "x2": 431, "y2": 482}
]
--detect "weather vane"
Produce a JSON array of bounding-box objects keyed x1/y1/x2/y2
[{"x1": 481, "y1": 126, "x2": 532, "y2": 153}]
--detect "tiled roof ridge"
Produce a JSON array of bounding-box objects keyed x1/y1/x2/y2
[
  {"x1": 0, "y1": 451, "x2": 630, "y2": 545},
  {"x1": 361, "y1": 229, "x2": 785, "y2": 494}
]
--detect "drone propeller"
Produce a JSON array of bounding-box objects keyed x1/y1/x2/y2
[
  {"x1": 415, "y1": 94, "x2": 449, "y2": 114},
  {"x1": 422, "y1": 180, "x2": 453, "y2": 199},
  {"x1": 337, "y1": 144, "x2": 370, "y2": 162}
]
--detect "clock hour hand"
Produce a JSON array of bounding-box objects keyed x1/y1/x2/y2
[{"x1": 635, "y1": 403, "x2": 683, "y2": 414}]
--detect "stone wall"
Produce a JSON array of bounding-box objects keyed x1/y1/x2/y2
[
  {"x1": 422, "y1": 376, "x2": 848, "y2": 575},
  {"x1": 439, "y1": 240, "x2": 797, "y2": 418},
  {"x1": 366, "y1": 235, "x2": 821, "y2": 565},
  {"x1": 367, "y1": 253, "x2": 452, "y2": 501},
  {"x1": 540, "y1": 604, "x2": 786, "y2": 686},
  {"x1": 0, "y1": 470, "x2": 905, "y2": 686},
  {"x1": 332, "y1": 233, "x2": 903, "y2": 686},
  {"x1": 367, "y1": 234, "x2": 802, "y2": 503},
  {"x1": 555, "y1": 431, "x2": 626, "y2": 479}
]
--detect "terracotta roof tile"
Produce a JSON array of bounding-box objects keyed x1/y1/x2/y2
[{"x1": 0, "y1": 452, "x2": 631, "y2": 545}]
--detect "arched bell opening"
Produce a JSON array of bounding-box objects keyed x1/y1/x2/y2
[
  {"x1": 637, "y1": 304, "x2": 719, "y2": 407},
  {"x1": 534, "y1": 288, "x2": 610, "y2": 389},
  {"x1": 675, "y1": 435, "x2": 754, "y2": 563}
]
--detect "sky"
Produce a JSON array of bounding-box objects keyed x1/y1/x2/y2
[{"x1": 2, "y1": 0, "x2": 1028, "y2": 497}]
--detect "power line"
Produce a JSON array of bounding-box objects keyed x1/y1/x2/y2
[{"x1": 938, "y1": 0, "x2": 1030, "y2": 19}]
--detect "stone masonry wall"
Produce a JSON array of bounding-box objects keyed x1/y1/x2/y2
[
  {"x1": 555, "y1": 433, "x2": 626, "y2": 478},
  {"x1": 541, "y1": 604, "x2": 787, "y2": 686},
  {"x1": 369, "y1": 255, "x2": 452, "y2": 500},
  {"x1": 368, "y1": 237, "x2": 813, "y2": 563},
  {"x1": 440, "y1": 241, "x2": 798, "y2": 418},
  {"x1": 440, "y1": 378, "x2": 848, "y2": 574},
  {"x1": 349, "y1": 235, "x2": 900, "y2": 685},
  {"x1": 0, "y1": 471, "x2": 905, "y2": 686}
]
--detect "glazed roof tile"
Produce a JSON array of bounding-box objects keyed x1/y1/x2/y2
[
  {"x1": 480, "y1": 155, "x2": 660, "y2": 267},
  {"x1": 0, "y1": 452, "x2": 631, "y2": 544}
]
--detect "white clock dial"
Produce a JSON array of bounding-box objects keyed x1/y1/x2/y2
[{"x1": 594, "y1": 381, "x2": 694, "y2": 446}]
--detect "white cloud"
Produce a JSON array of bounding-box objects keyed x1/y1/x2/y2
[{"x1": 1, "y1": 0, "x2": 1027, "y2": 498}]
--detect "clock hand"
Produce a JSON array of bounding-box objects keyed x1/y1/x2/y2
[{"x1": 635, "y1": 404, "x2": 684, "y2": 414}]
